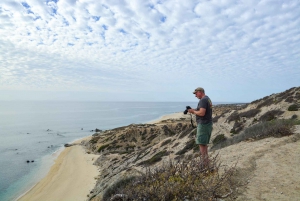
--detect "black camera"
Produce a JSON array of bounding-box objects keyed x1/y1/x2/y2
[{"x1": 183, "y1": 106, "x2": 192, "y2": 114}]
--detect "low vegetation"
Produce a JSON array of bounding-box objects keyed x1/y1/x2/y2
[
  {"x1": 160, "y1": 139, "x2": 172, "y2": 147},
  {"x1": 212, "y1": 134, "x2": 226, "y2": 145},
  {"x1": 239, "y1": 109, "x2": 261, "y2": 118},
  {"x1": 259, "y1": 110, "x2": 284, "y2": 121},
  {"x1": 240, "y1": 119, "x2": 296, "y2": 140},
  {"x1": 212, "y1": 115, "x2": 222, "y2": 123},
  {"x1": 103, "y1": 155, "x2": 239, "y2": 201},
  {"x1": 230, "y1": 121, "x2": 244, "y2": 134},
  {"x1": 291, "y1": 114, "x2": 298, "y2": 119},
  {"x1": 212, "y1": 119, "x2": 298, "y2": 150},
  {"x1": 227, "y1": 111, "x2": 240, "y2": 122},
  {"x1": 256, "y1": 97, "x2": 274, "y2": 109},
  {"x1": 175, "y1": 139, "x2": 198, "y2": 155},
  {"x1": 98, "y1": 144, "x2": 110, "y2": 152},
  {"x1": 288, "y1": 104, "x2": 299, "y2": 111},
  {"x1": 138, "y1": 150, "x2": 169, "y2": 166}
]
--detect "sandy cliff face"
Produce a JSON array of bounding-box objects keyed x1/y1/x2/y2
[{"x1": 83, "y1": 87, "x2": 300, "y2": 201}]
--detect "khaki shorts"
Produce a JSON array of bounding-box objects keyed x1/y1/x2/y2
[{"x1": 196, "y1": 122, "x2": 212, "y2": 145}]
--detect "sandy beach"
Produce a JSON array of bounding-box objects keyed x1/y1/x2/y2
[
  {"x1": 16, "y1": 113, "x2": 184, "y2": 201},
  {"x1": 17, "y1": 140, "x2": 98, "y2": 201}
]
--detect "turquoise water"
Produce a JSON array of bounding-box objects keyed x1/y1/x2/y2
[{"x1": 0, "y1": 101, "x2": 199, "y2": 201}]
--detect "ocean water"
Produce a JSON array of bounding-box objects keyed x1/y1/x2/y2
[{"x1": 0, "y1": 101, "x2": 199, "y2": 201}]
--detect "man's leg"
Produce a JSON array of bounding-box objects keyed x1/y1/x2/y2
[
  {"x1": 196, "y1": 123, "x2": 212, "y2": 167},
  {"x1": 199, "y1": 144, "x2": 209, "y2": 167}
]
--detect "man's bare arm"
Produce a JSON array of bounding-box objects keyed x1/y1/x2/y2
[{"x1": 188, "y1": 108, "x2": 206, "y2": 116}]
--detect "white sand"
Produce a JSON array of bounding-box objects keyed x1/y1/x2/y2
[{"x1": 18, "y1": 144, "x2": 98, "y2": 201}]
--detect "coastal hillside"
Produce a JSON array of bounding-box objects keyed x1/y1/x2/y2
[{"x1": 81, "y1": 87, "x2": 300, "y2": 201}]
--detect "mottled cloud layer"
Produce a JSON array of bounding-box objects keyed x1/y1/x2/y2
[{"x1": 0, "y1": 0, "x2": 299, "y2": 101}]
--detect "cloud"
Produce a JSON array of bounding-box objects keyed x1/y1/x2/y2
[{"x1": 0, "y1": 0, "x2": 299, "y2": 101}]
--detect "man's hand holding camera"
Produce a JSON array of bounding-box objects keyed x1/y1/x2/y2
[
  {"x1": 188, "y1": 108, "x2": 195, "y2": 114},
  {"x1": 183, "y1": 106, "x2": 196, "y2": 115}
]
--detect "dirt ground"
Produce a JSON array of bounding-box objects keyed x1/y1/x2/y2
[{"x1": 211, "y1": 125, "x2": 300, "y2": 201}]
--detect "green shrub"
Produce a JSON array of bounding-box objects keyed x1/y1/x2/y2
[
  {"x1": 257, "y1": 98, "x2": 275, "y2": 109},
  {"x1": 212, "y1": 115, "x2": 221, "y2": 123},
  {"x1": 227, "y1": 111, "x2": 240, "y2": 122},
  {"x1": 212, "y1": 134, "x2": 226, "y2": 145},
  {"x1": 285, "y1": 96, "x2": 295, "y2": 103},
  {"x1": 239, "y1": 109, "x2": 261, "y2": 118},
  {"x1": 98, "y1": 144, "x2": 109, "y2": 152},
  {"x1": 288, "y1": 104, "x2": 298, "y2": 111},
  {"x1": 119, "y1": 135, "x2": 125, "y2": 140},
  {"x1": 131, "y1": 137, "x2": 137, "y2": 142},
  {"x1": 89, "y1": 139, "x2": 98, "y2": 144},
  {"x1": 147, "y1": 134, "x2": 157, "y2": 142},
  {"x1": 139, "y1": 150, "x2": 168, "y2": 166},
  {"x1": 259, "y1": 110, "x2": 284, "y2": 121},
  {"x1": 161, "y1": 139, "x2": 172, "y2": 147},
  {"x1": 171, "y1": 142, "x2": 180, "y2": 148},
  {"x1": 178, "y1": 127, "x2": 194, "y2": 139},
  {"x1": 291, "y1": 114, "x2": 298, "y2": 119},
  {"x1": 134, "y1": 149, "x2": 151, "y2": 163},
  {"x1": 277, "y1": 87, "x2": 295, "y2": 100},
  {"x1": 230, "y1": 121, "x2": 244, "y2": 134},
  {"x1": 175, "y1": 139, "x2": 198, "y2": 155}
]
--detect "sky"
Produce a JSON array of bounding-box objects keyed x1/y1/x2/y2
[{"x1": 0, "y1": 0, "x2": 299, "y2": 102}]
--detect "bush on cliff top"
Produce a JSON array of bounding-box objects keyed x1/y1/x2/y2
[{"x1": 104, "y1": 155, "x2": 238, "y2": 201}]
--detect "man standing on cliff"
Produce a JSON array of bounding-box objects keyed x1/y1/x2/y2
[{"x1": 188, "y1": 87, "x2": 213, "y2": 167}]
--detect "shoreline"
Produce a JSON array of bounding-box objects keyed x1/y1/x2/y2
[
  {"x1": 17, "y1": 137, "x2": 98, "y2": 201},
  {"x1": 16, "y1": 113, "x2": 184, "y2": 201},
  {"x1": 15, "y1": 148, "x2": 63, "y2": 201}
]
